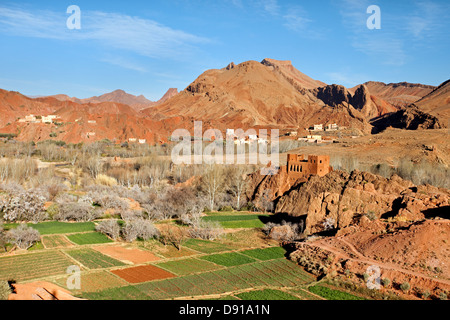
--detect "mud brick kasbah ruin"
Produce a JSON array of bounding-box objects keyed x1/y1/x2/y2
[
  {"x1": 284, "y1": 154, "x2": 332, "y2": 178},
  {"x1": 271, "y1": 154, "x2": 333, "y2": 197}
]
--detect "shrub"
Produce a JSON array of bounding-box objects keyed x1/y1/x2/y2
[
  {"x1": 364, "y1": 210, "x2": 377, "y2": 221},
  {"x1": 381, "y1": 278, "x2": 391, "y2": 287},
  {"x1": 95, "y1": 174, "x2": 118, "y2": 187},
  {"x1": 263, "y1": 220, "x2": 304, "y2": 241},
  {"x1": 363, "y1": 273, "x2": 370, "y2": 282},
  {"x1": 6, "y1": 224, "x2": 40, "y2": 250},
  {"x1": 45, "y1": 198, "x2": 59, "y2": 214},
  {"x1": 0, "y1": 281, "x2": 12, "y2": 300},
  {"x1": 0, "y1": 223, "x2": 7, "y2": 252},
  {"x1": 400, "y1": 282, "x2": 411, "y2": 293},
  {"x1": 322, "y1": 217, "x2": 335, "y2": 231},
  {"x1": 55, "y1": 202, "x2": 100, "y2": 222},
  {"x1": 439, "y1": 292, "x2": 447, "y2": 300},
  {"x1": 95, "y1": 220, "x2": 121, "y2": 240},
  {"x1": 121, "y1": 219, "x2": 159, "y2": 242}
]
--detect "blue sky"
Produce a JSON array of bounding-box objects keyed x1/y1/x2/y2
[{"x1": 0, "y1": 0, "x2": 449, "y2": 100}]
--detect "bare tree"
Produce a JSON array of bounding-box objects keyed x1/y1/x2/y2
[
  {"x1": 258, "y1": 189, "x2": 274, "y2": 213},
  {"x1": 6, "y1": 224, "x2": 40, "y2": 250},
  {"x1": 188, "y1": 220, "x2": 224, "y2": 241},
  {"x1": 225, "y1": 166, "x2": 250, "y2": 210},
  {"x1": 95, "y1": 220, "x2": 121, "y2": 240},
  {"x1": 122, "y1": 219, "x2": 159, "y2": 242},
  {"x1": 201, "y1": 164, "x2": 225, "y2": 211},
  {"x1": 0, "y1": 190, "x2": 48, "y2": 223},
  {"x1": 159, "y1": 224, "x2": 188, "y2": 250}
]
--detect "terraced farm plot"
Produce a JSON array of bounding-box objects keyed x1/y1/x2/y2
[
  {"x1": 82, "y1": 285, "x2": 151, "y2": 300},
  {"x1": 184, "y1": 239, "x2": 233, "y2": 254},
  {"x1": 42, "y1": 235, "x2": 74, "y2": 249},
  {"x1": 66, "y1": 232, "x2": 113, "y2": 245},
  {"x1": 111, "y1": 265, "x2": 176, "y2": 284},
  {"x1": 93, "y1": 245, "x2": 160, "y2": 264},
  {"x1": 0, "y1": 251, "x2": 75, "y2": 281},
  {"x1": 308, "y1": 285, "x2": 366, "y2": 300},
  {"x1": 134, "y1": 259, "x2": 315, "y2": 300},
  {"x1": 199, "y1": 252, "x2": 257, "y2": 267},
  {"x1": 156, "y1": 258, "x2": 222, "y2": 276},
  {"x1": 240, "y1": 246, "x2": 287, "y2": 261},
  {"x1": 26, "y1": 221, "x2": 95, "y2": 235},
  {"x1": 203, "y1": 214, "x2": 269, "y2": 228},
  {"x1": 288, "y1": 287, "x2": 324, "y2": 300},
  {"x1": 140, "y1": 241, "x2": 198, "y2": 259},
  {"x1": 236, "y1": 289, "x2": 300, "y2": 300},
  {"x1": 65, "y1": 248, "x2": 125, "y2": 269},
  {"x1": 54, "y1": 270, "x2": 128, "y2": 293}
]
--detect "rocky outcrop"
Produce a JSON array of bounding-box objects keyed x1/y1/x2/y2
[
  {"x1": 371, "y1": 105, "x2": 442, "y2": 133},
  {"x1": 270, "y1": 169, "x2": 449, "y2": 234},
  {"x1": 351, "y1": 84, "x2": 379, "y2": 119},
  {"x1": 314, "y1": 85, "x2": 352, "y2": 107}
]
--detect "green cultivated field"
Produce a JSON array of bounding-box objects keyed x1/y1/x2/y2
[
  {"x1": 65, "y1": 248, "x2": 125, "y2": 269},
  {"x1": 184, "y1": 239, "x2": 233, "y2": 254},
  {"x1": 0, "y1": 217, "x2": 377, "y2": 301},
  {"x1": 0, "y1": 251, "x2": 75, "y2": 281},
  {"x1": 203, "y1": 214, "x2": 269, "y2": 228},
  {"x1": 66, "y1": 232, "x2": 113, "y2": 245},
  {"x1": 236, "y1": 289, "x2": 300, "y2": 300},
  {"x1": 199, "y1": 252, "x2": 257, "y2": 267},
  {"x1": 83, "y1": 259, "x2": 315, "y2": 300},
  {"x1": 241, "y1": 247, "x2": 287, "y2": 260},
  {"x1": 42, "y1": 235, "x2": 74, "y2": 248},
  {"x1": 25, "y1": 221, "x2": 95, "y2": 235},
  {"x1": 308, "y1": 285, "x2": 366, "y2": 300},
  {"x1": 156, "y1": 258, "x2": 222, "y2": 276}
]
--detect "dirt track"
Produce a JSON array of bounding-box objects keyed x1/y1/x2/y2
[{"x1": 305, "y1": 236, "x2": 450, "y2": 288}]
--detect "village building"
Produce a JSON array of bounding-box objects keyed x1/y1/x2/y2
[
  {"x1": 18, "y1": 115, "x2": 37, "y2": 123},
  {"x1": 42, "y1": 115, "x2": 58, "y2": 123},
  {"x1": 325, "y1": 123, "x2": 339, "y2": 131},
  {"x1": 312, "y1": 124, "x2": 323, "y2": 131}
]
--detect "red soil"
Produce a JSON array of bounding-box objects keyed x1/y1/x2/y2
[
  {"x1": 8, "y1": 281, "x2": 82, "y2": 300},
  {"x1": 111, "y1": 265, "x2": 175, "y2": 284}
]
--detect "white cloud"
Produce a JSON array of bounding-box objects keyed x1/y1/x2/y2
[
  {"x1": 403, "y1": 1, "x2": 448, "y2": 39},
  {"x1": 337, "y1": 0, "x2": 407, "y2": 66},
  {"x1": 0, "y1": 6, "x2": 209, "y2": 60},
  {"x1": 258, "y1": 0, "x2": 280, "y2": 16},
  {"x1": 283, "y1": 9, "x2": 312, "y2": 33},
  {"x1": 100, "y1": 55, "x2": 147, "y2": 73}
]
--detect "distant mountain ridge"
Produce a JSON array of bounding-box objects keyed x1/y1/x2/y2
[
  {"x1": 0, "y1": 58, "x2": 447, "y2": 144},
  {"x1": 47, "y1": 88, "x2": 179, "y2": 111}
]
